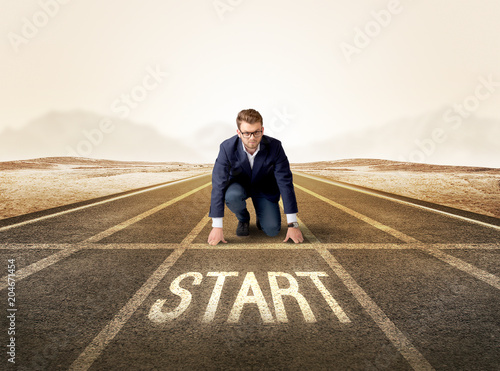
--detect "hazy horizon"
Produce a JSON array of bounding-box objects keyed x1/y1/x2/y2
[{"x1": 1, "y1": 1, "x2": 500, "y2": 167}]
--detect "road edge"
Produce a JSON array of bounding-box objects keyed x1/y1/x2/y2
[{"x1": 293, "y1": 171, "x2": 500, "y2": 228}]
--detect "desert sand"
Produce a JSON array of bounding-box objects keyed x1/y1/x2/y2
[
  {"x1": 0, "y1": 157, "x2": 498, "y2": 220},
  {"x1": 0, "y1": 157, "x2": 211, "y2": 220},
  {"x1": 291, "y1": 159, "x2": 500, "y2": 218}
]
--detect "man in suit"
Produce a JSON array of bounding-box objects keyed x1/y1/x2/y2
[{"x1": 208, "y1": 108, "x2": 304, "y2": 246}]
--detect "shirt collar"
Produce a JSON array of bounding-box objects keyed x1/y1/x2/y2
[{"x1": 241, "y1": 141, "x2": 260, "y2": 157}]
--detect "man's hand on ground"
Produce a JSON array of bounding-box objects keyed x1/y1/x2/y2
[
  {"x1": 208, "y1": 227, "x2": 227, "y2": 246},
  {"x1": 283, "y1": 227, "x2": 304, "y2": 243}
]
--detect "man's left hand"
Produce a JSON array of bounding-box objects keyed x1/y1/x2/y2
[{"x1": 283, "y1": 227, "x2": 304, "y2": 243}]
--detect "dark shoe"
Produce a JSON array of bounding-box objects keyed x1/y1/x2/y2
[
  {"x1": 236, "y1": 221, "x2": 250, "y2": 236},
  {"x1": 256, "y1": 219, "x2": 262, "y2": 230}
]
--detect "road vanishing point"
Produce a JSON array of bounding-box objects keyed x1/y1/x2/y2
[{"x1": 1, "y1": 172, "x2": 500, "y2": 370}]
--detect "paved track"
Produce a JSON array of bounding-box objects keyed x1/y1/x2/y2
[{"x1": 1, "y1": 172, "x2": 499, "y2": 370}]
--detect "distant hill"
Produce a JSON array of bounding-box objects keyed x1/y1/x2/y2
[
  {"x1": 2, "y1": 109, "x2": 499, "y2": 167},
  {"x1": 0, "y1": 110, "x2": 202, "y2": 163},
  {"x1": 0, "y1": 156, "x2": 201, "y2": 171},
  {"x1": 291, "y1": 158, "x2": 498, "y2": 173}
]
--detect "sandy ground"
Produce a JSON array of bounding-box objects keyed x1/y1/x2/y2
[
  {"x1": 291, "y1": 159, "x2": 500, "y2": 218},
  {"x1": 0, "y1": 157, "x2": 211, "y2": 220},
  {"x1": 0, "y1": 157, "x2": 498, "y2": 220}
]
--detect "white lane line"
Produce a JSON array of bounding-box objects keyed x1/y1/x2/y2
[
  {"x1": 0, "y1": 182, "x2": 210, "y2": 288},
  {"x1": 0, "y1": 245, "x2": 83, "y2": 290},
  {"x1": 293, "y1": 210, "x2": 434, "y2": 370},
  {"x1": 181, "y1": 214, "x2": 211, "y2": 245},
  {"x1": 295, "y1": 171, "x2": 500, "y2": 232},
  {"x1": 0, "y1": 243, "x2": 71, "y2": 249},
  {"x1": 0, "y1": 173, "x2": 210, "y2": 233},
  {"x1": 2, "y1": 243, "x2": 498, "y2": 250},
  {"x1": 293, "y1": 184, "x2": 500, "y2": 292},
  {"x1": 290, "y1": 189, "x2": 500, "y2": 289},
  {"x1": 68, "y1": 247, "x2": 185, "y2": 371},
  {"x1": 69, "y1": 212, "x2": 211, "y2": 370},
  {"x1": 189, "y1": 243, "x2": 314, "y2": 250},
  {"x1": 420, "y1": 246, "x2": 500, "y2": 290},
  {"x1": 84, "y1": 182, "x2": 211, "y2": 243},
  {"x1": 294, "y1": 183, "x2": 419, "y2": 243},
  {"x1": 296, "y1": 271, "x2": 351, "y2": 323},
  {"x1": 434, "y1": 243, "x2": 500, "y2": 250},
  {"x1": 316, "y1": 247, "x2": 434, "y2": 371}
]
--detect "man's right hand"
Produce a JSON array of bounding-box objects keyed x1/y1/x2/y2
[{"x1": 208, "y1": 227, "x2": 227, "y2": 246}]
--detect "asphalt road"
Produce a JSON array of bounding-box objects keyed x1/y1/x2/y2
[{"x1": 1, "y1": 172, "x2": 499, "y2": 370}]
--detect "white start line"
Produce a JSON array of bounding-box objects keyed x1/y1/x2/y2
[{"x1": 148, "y1": 271, "x2": 351, "y2": 324}]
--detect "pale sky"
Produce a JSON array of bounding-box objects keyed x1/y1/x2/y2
[{"x1": 1, "y1": 0, "x2": 500, "y2": 164}]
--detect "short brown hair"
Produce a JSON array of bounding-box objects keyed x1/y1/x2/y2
[{"x1": 236, "y1": 109, "x2": 263, "y2": 130}]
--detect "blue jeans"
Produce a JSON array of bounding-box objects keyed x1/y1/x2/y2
[{"x1": 224, "y1": 182, "x2": 281, "y2": 237}]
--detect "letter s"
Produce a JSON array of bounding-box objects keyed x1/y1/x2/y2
[{"x1": 148, "y1": 272, "x2": 203, "y2": 323}]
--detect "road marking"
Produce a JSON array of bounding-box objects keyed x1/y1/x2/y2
[
  {"x1": 295, "y1": 212, "x2": 434, "y2": 370},
  {"x1": 296, "y1": 272, "x2": 351, "y2": 323},
  {"x1": 420, "y1": 246, "x2": 500, "y2": 290},
  {"x1": 227, "y1": 272, "x2": 275, "y2": 324},
  {"x1": 2, "y1": 242, "x2": 499, "y2": 251},
  {"x1": 189, "y1": 242, "x2": 314, "y2": 249},
  {"x1": 203, "y1": 272, "x2": 239, "y2": 323},
  {"x1": 432, "y1": 243, "x2": 500, "y2": 250},
  {"x1": 70, "y1": 210, "x2": 214, "y2": 370},
  {"x1": 268, "y1": 272, "x2": 316, "y2": 323},
  {"x1": 84, "y1": 182, "x2": 211, "y2": 243},
  {"x1": 294, "y1": 183, "x2": 419, "y2": 243},
  {"x1": 289, "y1": 193, "x2": 500, "y2": 292},
  {"x1": 147, "y1": 270, "x2": 352, "y2": 324},
  {"x1": 182, "y1": 214, "x2": 211, "y2": 245},
  {"x1": 294, "y1": 188, "x2": 500, "y2": 293},
  {"x1": 149, "y1": 272, "x2": 203, "y2": 323},
  {"x1": 0, "y1": 183, "x2": 210, "y2": 289},
  {"x1": 0, "y1": 173, "x2": 210, "y2": 233},
  {"x1": 0, "y1": 243, "x2": 73, "y2": 249},
  {"x1": 295, "y1": 171, "x2": 500, "y2": 232},
  {"x1": 0, "y1": 245, "x2": 83, "y2": 290},
  {"x1": 69, "y1": 247, "x2": 185, "y2": 371},
  {"x1": 316, "y1": 247, "x2": 434, "y2": 371},
  {"x1": 436, "y1": 243, "x2": 500, "y2": 250}
]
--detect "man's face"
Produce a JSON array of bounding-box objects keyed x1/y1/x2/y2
[{"x1": 237, "y1": 121, "x2": 264, "y2": 152}]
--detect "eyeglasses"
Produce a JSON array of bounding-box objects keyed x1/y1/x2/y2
[{"x1": 240, "y1": 130, "x2": 263, "y2": 138}]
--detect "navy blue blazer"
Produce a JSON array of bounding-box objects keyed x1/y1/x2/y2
[{"x1": 209, "y1": 135, "x2": 298, "y2": 218}]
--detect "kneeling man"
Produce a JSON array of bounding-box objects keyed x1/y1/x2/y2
[{"x1": 208, "y1": 108, "x2": 304, "y2": 246}]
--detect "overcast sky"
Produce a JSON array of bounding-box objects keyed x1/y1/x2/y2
[{"x1": 1, "y1": 0, "x2": 500, "y2": 163}]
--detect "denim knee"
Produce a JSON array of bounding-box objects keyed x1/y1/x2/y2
[
  {"x1": 262, "y1": 222, "x2": 281, "y2": 237},
  {"x1": 224, "y1": 184, "x2": 246, "y2": 204}
]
